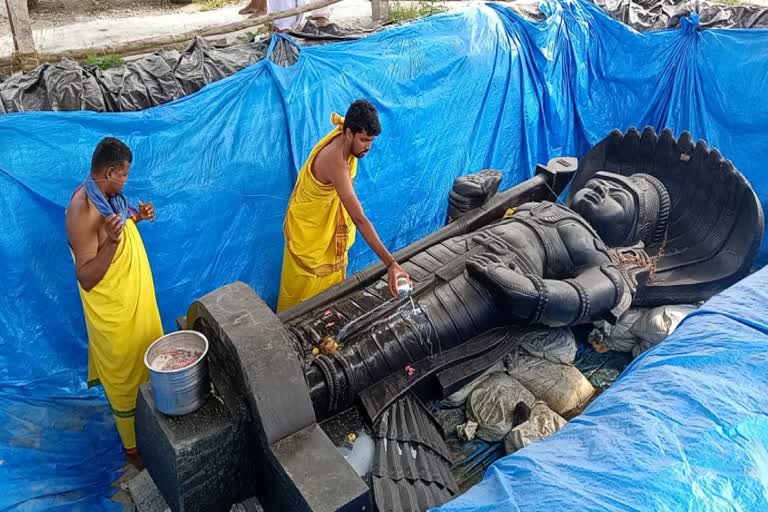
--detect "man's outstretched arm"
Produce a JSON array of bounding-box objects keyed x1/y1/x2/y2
[{"x1": 330, "y1": 163, "x2": 410, "y2": 297}]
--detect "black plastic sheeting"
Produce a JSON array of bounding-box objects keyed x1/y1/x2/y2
[
  {"x1": 3, "y1": 2, "x2": 765, "y2": 115},
  {"x1": 0, "y1": 36, "x2": 270, "y2": 113},
  {"x1": 0, "y1": 21, "x2": 369, "y2": 115},
  {"x1": 0, "y1": 24, "x2": 360, "y2": 119},
  {"x1": 595, "y1": 0, "x2": 768, "y2": 31}
]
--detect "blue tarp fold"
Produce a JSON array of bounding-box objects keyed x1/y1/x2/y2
[
  {"x1": 1, "y1": 0, "x2": 767, "y2": 508},
  {"x1": 436, "y1": 265, "x2": 768, "y2": 512}
]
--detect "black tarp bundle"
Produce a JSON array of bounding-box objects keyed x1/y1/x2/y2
[
  {"x1": 595, "y1": 0, "x2": 768, "y2": 31},
  {"x1": 0, "y1": 22, "x2": 365, "y2": 114},
  {"x1": 1, "y1": 2, "x2": 767, "y2": 115},
  {"x1": 0, "y1": 36, "x2": 270, "y2": 113}
]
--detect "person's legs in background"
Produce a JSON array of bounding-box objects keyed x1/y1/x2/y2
[
  {"x1": 307, "y1": 4, "x2": 331, "y2": 26},
  {"x1": 239, "y1": 0, "x2": 267, "y2": 16},
  {"x1": 270, "y1": 0, "x2": 305, "y2": 32}
]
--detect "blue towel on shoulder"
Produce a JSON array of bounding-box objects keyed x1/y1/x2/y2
[{"x1": 83, "y1": 175, "x2": 137, "y2": 223}]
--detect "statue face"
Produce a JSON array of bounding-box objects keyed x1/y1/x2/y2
[{"x1": 571, "y1": 177, "x2": 637, "y2": 246}]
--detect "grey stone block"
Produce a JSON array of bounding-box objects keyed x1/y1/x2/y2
[
  {"x1": 270, "y1": 424, "x2": 371, "y2": 512},
  {"x1": 140, "y1": 282, "x2": 370, "y2": 512},
  {"x1": 128, "y1": 469, "x2": 170, "y2": 512},
  {"x1": 135, "y1": 384, "x2": 253, "y2": 512},
  {"x1": 186, "y1": 282, "x2": 316, "y2": 445}
]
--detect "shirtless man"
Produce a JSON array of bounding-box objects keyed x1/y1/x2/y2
[
  {"x1": 278, "y1": 100, "x2": 410, "y2": 312},
  {"x1": 65, "y1": 137, "x2": 163, "y2": 468}
]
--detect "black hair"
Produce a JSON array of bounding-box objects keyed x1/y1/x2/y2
[
  {"x1": 91, "y1": 137, "x2": 132, "y2": 174},
  {"x1": 343, "y1": 99, "x2": 381, "y2": 136}
]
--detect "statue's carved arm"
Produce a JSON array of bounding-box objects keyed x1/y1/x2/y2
[{"x1": 466, "y1": 254, "x2": 630, "y2": 327}]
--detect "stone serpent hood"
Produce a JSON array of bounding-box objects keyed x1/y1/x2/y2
[{"x1": 567, "y1": 126, "x2": 764, "y2": 305}]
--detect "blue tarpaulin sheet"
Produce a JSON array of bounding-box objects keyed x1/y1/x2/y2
[
  {"x1": 436, "y1": 265, "x2": 768, "y2": 512},
  {"x1": 1, "y1": 0, "x2": 767, "y2": 508}
]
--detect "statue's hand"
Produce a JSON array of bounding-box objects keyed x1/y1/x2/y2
[
  {"x1": 465, "y1": 253, "x2": 505, "y2": 274},
  {"x1": 466, "y1": 254, "x2": 539, "y2": 322},
  {"x1": 469, "y1": 253, "x2": 635, "y2": 326}
]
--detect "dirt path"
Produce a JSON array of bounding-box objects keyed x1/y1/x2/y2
[
  {"x1": 0, "y1": 0, "x2": 379, "y2": 58},
  {"x1": 0, "y1": 0, "x2": 496, "y2": 60},
  {"x1": 2, "y1": 0, "x2": 203, "y2": 29}
]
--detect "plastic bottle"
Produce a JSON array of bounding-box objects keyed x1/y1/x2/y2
[{"x1": 396, "y1": 275, "x2": 412, "y2": 298}]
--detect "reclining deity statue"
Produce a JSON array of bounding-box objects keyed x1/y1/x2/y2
[{"x1": 283, "y1": 127, "x2": 763, "y2": 420}]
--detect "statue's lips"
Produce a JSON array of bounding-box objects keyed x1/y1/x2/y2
[
  {"x1": 572, "y1": 190, "x2": 603, "y2": 211},
  {"x1": 581, "y1": 190, "x2": 602, "y2": 205}
]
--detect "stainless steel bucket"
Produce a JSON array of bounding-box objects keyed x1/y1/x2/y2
[{"x1": 144, "y1": 330, "x2": 210, "y2": 416}]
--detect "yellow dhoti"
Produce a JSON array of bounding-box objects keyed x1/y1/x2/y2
[
  {"x1": 277, "y1": 113, "x2": 358, "y2": 312},
  {"x1": 78, "y1": 219, "x2": 163, "y2": 450}
]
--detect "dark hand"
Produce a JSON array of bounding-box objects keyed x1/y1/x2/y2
[
  {"x1": 465, "y1": 253, "x2": 506, "y2": 285},
  {"x1": 386, "y1": 262, "x2": 410, "y2": 298},
  {"x1": 138, "y1": 201, "x2": 155, "y2": 222},
  {"x1": 466, "y1": 254, "x2": 538, "y2": 321},
  {"x1": 105, "y1": 214, "x2": 124, "y2": 243}
]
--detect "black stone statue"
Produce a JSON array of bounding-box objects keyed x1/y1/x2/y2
[
  {"x1": 137, "y1": 127, "x2": 764, "y2": 512},
  {"x1": 296, "y1": 127, "x2": 764, "y2": 419}
]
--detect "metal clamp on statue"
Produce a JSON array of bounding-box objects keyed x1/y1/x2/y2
[{"x1": 135, "y1": 127, "x2": 763, "y2": 512}]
